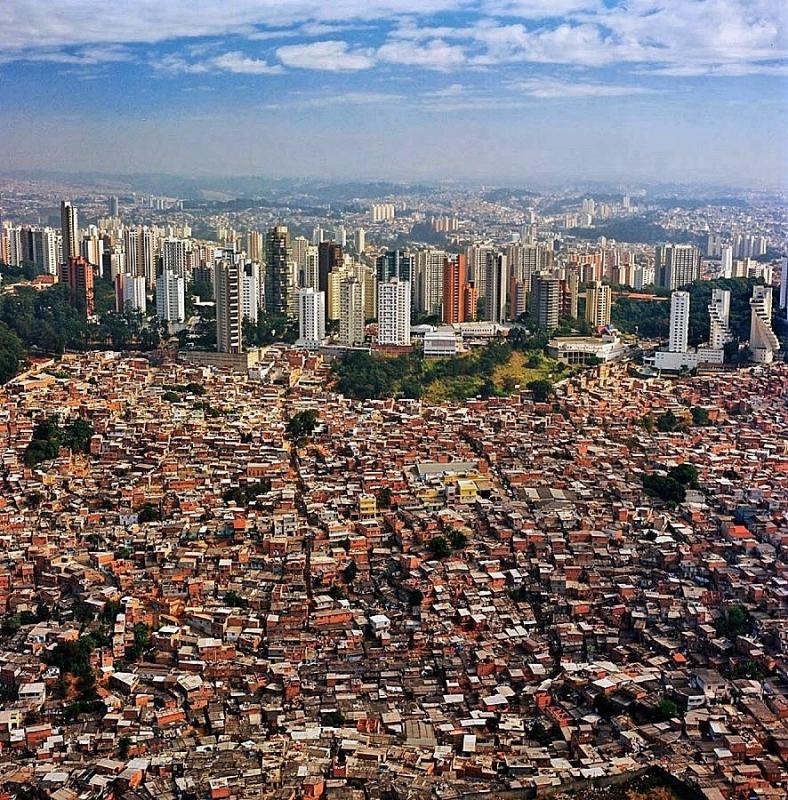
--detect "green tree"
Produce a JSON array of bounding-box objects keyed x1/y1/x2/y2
[
  {"x1": 668, "y1": 463, "x2": 699, "y2": 489},
  {"x1": 342, "y1": 561, "x2": 358, "y2": 584},
  {"x1": 223, "y1": 590, "x2": 248, "y2": 608},
  {"x1": 126, "y1": 623, "x2": 151, "y2": 661},
  {"x1": 286, "y1": 409, "x2": 319, "y2": 444},
  {"x1": 137, "y1": 503, "x2": 161, "y2": 523},
  {"x1": 657, "y1": 410, "x2": 680, "y2": 432},
  {"x1": 527, "y1": 379, "x2": 553, "y2": 403},
  {"x1": 117, "y1": 735, "x2": 132, "y2": 760},
  {"x1": 448, "y1": 529, "x2": 467, "y2": 550},
  {"x1": 376, "y1": 487, "x2": 392, "y2": 509},
  {"x1": 428, "y1": 535, "x2": 452, "y2": 559},
  {"x1": 642, "y1": 473, "x2": 686, "y2": 505},
  {"x1": 656, "y1": 698, "x2": 679, "y2": 720},
  {"x1": 690, "y1": 406, "x2": 710, "y2": 426},
  {"x1": 0, "y1": 322, "x2": 26, "y2": 384}
]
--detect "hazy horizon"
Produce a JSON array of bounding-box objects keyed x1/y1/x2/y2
[{"x1": 1, "y1": 0, "x2": 787, "y2": 189}]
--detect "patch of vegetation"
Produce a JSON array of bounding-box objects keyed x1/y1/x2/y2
[
  {"x1": 244, "y1": 314, "x2": 298, "y2": 346},
  {"x1": 342, "y1": 561, "x2": 358, "y2": 584},
  {"x1": 656, "y1": 410, "x2": 687, "y2": 433},
  {"x1": 223, "y1": 591, "x2": 248, "y2": 608},
  {"x1": 126, "y1": 623, "x2": 151, "y2": 661},
  {"x1": 286, "y1": 409, "x2": 319, "y2": 444},
  {"x1": 656, "y1": 698, "x2": 679, "y2": 720},
  {"x1": 334, "y1": 342, "x2": 559, "y2": 403},
  {"x1": 0, "y1": 321, "x2": 26, "y2": 384},
  {"x1": 376, "y1": 487, "x2": 392, "y2": 509},
  {"x1": 690, "y1": 406, "x2": 711, "y2": 426},
  {"x1": 642, "y1": 465, "x2": 698, "y2": 506},
  {"x1": 193, "y1": 400, "x2": 224, "y2": 417},
  {"x1": 642, "y1": 474, "x2": 686, "y2": 505},
  {"x1": 222, "y1": 479, "x2": 271, "y2": 506},
  {"x1": 137, "y1": 503, "x2": 162, "y2": 523},
  {"x1": 716, "y1": 604, "x2": 750, "y2": 638},
  {"x1": 24, "y1": 415, "x2": 93, "y2": 468}
]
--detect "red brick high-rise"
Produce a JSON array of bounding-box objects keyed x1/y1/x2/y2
[
  {"x1": 442, "y1": 254, "x2": 467, "y2": 324},
  {"x1": 59, "y1": 255, "x2": 95, "y2": 317}
]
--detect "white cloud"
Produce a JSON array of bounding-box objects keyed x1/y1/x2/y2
[
  {"x1": 155, "y1": 51, "x2": 282, "y2": 75},
  {"x1": 264, "y1": 90, "x2": 405, "y2": 109},
  {"x1": 1, "y1": 0, "x2": 785, "y2": 80},
  {"x1": 511, "y1": 78, "x2": 658, "y2": 97},
  {"x1": 480, "y1": 0, "x2": 601, "y2": 18},
  {"x1": 1, "y1": 44, "x2": 132, "y2": 66},
  {"x1": 277, "y1": 40, "x2": 375, "y2": 70},
  {"x1": 210, "y1": 51, "x2": 283, "y2": 74},
  {"x1": 649, "y1": 62, "x2": 788, "y2": 77},
  {"x1": 377, "y1": 39, "x2": 466, "y2": 70},
  {"x1": 0, "y1": 1, "x2": 461, "y2": 52}
]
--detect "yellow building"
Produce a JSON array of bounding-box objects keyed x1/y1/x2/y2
[
  {"x1": 456, "y1": 479, "x2": 478, "y2": 503},
  {"x1": 359, "y1": 493, "x2": 378, "y2": 519}
]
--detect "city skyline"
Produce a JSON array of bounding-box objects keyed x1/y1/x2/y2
[{"x1": 1, "y1": 0, "x2": 786, "y2": 188}]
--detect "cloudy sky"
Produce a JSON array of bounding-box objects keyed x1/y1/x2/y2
[{"x1": 1, "y1": 0, "x2": 786, "y2": 187}]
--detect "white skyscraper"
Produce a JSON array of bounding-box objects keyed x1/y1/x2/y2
[
  {"x1": 60, "y1": 200, "x2": 79, "y2": 260},
  {"x1": 339, "y1": 276, "x2": 365, "y2": 347},
  {"x1": 720, "y1": 246, "x2": 733, "y2": 278},
  {"x1": 161, "y1": 237, "x2": 187, "y2": 277},
  {"x1": 123, "y1": 274, "x2": 147, "y2": 314},
  {"x1": 241, "y1": 261, "x2": 262, "y2": 323},
  {"x1": 354, "y1": 228, "x2": 366, "y2": 254},
  {"x1": 377, "y1": 278, "x2": 411, "y2": 346},
  {"x1": 156, "y1": 269, "x2": 186, "y2": 324},
  {"x1": 779, "y1": 258, "x2": 788, "y2": 317},
  {"x1": 749, "y1": 285, "x2": 780, "y2": 363},
  {"x1": 297, "y1": 288, "x2": 325, "y2": 348},
  {"x1": 707, "y1": 288, "x2": 732, "y2": 351},
  {"x1": 31, "y1": 227, "x2": 61, "y2": 275},
  {"x1": 669, "y1": 291, "x2": 690, "y2": 353},
  {"x1": 302, "y1": 245, "x2": 319, "y2": 290}
]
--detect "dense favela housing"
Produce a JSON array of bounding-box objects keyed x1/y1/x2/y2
[{"x1": 0, "y1": 346, "x2": 785, "y2": 800}]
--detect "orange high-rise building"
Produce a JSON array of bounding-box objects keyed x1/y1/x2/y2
[
  {"x1": 59, "y1": 255, "x2": 95, "y2": 317},
  {"x1": 442, "y1": 254, "x2": 467, "y2": 324}
]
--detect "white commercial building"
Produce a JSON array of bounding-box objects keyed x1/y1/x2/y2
[
  {"x1": 377, "y1": 278, "x2": 411, "y2": 346},
  {"x1": 297, "y1": 288, "x2": 325, "y2": 349},
  {"x1": 669, "y1": 291, "x2": 690, "y2": 354},
  {"x1": 414, "y1": 248, "x2": 445, "y2": 316},
  {"x1": 123, "y1": 273, "x2": 147, "y2": 314},
  {"x1": 547, "y1": 334, "x2": 627, "y2": 365},
  {"x1": 720, "y1": 246, "x2": 733, "y2": 278},
  {"x1": 156, "y1": 268, "x2": 185, "y2": 324},
  {"x1": 241, "y1": 261, "x2": 262, "y2": 324},
  {"x1": 423, "y1": 329, "x2": 460, "y2": 357},
  {"x1": 161, "y1": 237, "x2": 187, "y2": 277}
]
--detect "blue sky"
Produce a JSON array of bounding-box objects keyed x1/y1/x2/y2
[{"x1": 1, "y1": 0, "x2": 786, "y2": 187}]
